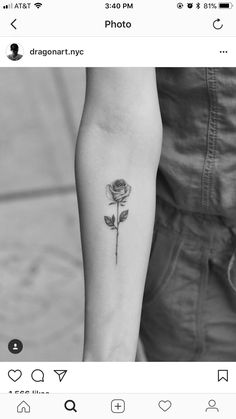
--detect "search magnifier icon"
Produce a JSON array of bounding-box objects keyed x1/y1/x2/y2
[{"x1": 64, "y1": 400, "x2": 77, "y2": 412}]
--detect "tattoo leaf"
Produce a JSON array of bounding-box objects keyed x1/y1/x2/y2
[
  {"x1": 104, "y1": 215, "x2": 115, "y2": 227},
  {"x1": 119, "y1": 210, "x2": 129, "y2": 223}
]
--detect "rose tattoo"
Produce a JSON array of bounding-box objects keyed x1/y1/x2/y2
[{"x1": 104, "y1": 179, "x2": 131, "y2": 264}]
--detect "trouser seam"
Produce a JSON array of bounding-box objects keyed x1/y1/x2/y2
[
  {"x1": 201, "y1": 67, "x2": 218, "y2": 212},
  {"x1": 193, "y1": 248, "x2": 209, "y2": 360}
]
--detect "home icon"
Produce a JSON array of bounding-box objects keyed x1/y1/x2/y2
[{"x1": 17, "y1": 401, "x2": 31, "y2": 413}]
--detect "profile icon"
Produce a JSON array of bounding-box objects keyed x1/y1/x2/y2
[
  {"x1": 7, "y1": 43, "x2": 23, "y2": 61},
  {"x1": 8, "y1": 339, "x2": 23, "y2": 354},
  {"x1": 205, "y1": 399, "x2": 219, "y2": 412}
]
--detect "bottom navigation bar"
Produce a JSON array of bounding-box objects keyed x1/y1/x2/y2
[{"x1": 0, "y1": 393, "x2": 236, "y2": 418}]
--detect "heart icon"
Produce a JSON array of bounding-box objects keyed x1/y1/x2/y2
[
  {"x1": 8, "y1": 369, "x2": 22, "y2": 382},
  {"x1": 158, "y1": 400, "x2": 172, "y2": 412}
]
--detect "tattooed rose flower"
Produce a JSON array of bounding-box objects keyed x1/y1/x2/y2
[
  {"x1": 105, "y1": 178, "x2": 131, "y2": 264},
  {"x1": 106, "y1": 179, "x2": 131, "y2": 203}
]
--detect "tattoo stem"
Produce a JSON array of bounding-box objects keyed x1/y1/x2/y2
[
  {"x1": 115, "y1": 202, "x2": 119, "y2": 264},
  {"x1": 105, "y1": 179, "x2": 131, "y2": 265}
]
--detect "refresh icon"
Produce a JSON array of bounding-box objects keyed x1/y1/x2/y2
[{"x1": 213, "y1": 18, "x2": 223, "y2": 30}]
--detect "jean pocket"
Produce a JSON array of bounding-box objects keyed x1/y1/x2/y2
[
  {"x1": 144, "y1": 224, "x2": 183, "y2": 304},
  {"x1": 141, "y1": 230, "x2": 205, "y2": 361}
]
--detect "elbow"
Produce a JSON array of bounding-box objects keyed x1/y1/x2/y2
[{"x1": 76, "y1": 102, "x2": 163, "y2": 177}]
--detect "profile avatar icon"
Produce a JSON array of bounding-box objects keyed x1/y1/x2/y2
[
  {"x1": 7, "y1": 43, "x2": 23, "y2": 61},
  {"x1": 205, "y1": 399, "x2": 219, "y2": 412},
  {"x1": 8, "y1": 339, "x2": 23, "y2": 354}
]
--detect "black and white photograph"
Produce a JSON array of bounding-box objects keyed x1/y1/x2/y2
[
  {"x1": 6, "y1": 44, "x2": 24, "y2": 62},
  {"x1": 1, "y1": 67, "x2": 236, "y2": 362}
]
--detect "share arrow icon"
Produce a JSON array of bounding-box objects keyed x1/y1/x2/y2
[{"x1": 54, "y1": 370, "x2": 67, "y2": 382}]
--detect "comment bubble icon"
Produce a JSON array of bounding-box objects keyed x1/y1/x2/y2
[{"x1": 31, "y1": 369, "x2": 45, "y2": 383}]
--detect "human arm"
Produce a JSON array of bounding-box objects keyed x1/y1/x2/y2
[{"x1": 75, "y1": 68, "x2": 163, "y2": 361}]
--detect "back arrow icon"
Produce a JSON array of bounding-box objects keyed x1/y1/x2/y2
[{"x1": 11, "y1": 19, "x2": 17, "y2": 29}]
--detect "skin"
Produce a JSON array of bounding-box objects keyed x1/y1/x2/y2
[
  {"x1": 11, "y1": 48, "x2": 18, "y2": 57},
  {"x1": 75, "y1": 68, "x2": 163, "y2": 361}
]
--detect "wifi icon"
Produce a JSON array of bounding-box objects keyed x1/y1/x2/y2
[{"x1": 34, "y1": 2, "x2": 42, "y2": 8}]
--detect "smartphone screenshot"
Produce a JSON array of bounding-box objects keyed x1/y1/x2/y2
[{"x1": 0, "y1": 0, "x2": 236, "y2": 417}]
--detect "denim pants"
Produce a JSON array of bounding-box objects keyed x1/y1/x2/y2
[
  {"x1": 141, "y1": 197, "x2": 236, "y2": 361},
  {"x1": 140, "y1": 68, "x2": 236, "y2": 361}
]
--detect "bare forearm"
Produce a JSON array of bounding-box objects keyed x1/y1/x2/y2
[
  {"x1": 76, "y1": 123, "x2": 160, "y2": 361},
  {"x1": 75, "y1": 68, "x2": 162, "y2": 361}
]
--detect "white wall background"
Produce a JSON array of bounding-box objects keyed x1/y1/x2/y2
[{"x1": 0, "y1": 68, "x2": 86, "y2": 361}]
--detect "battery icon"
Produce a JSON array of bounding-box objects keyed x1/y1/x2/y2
[{"x1": 219, "y1": 2, "x2": 233, "y2": 7}]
